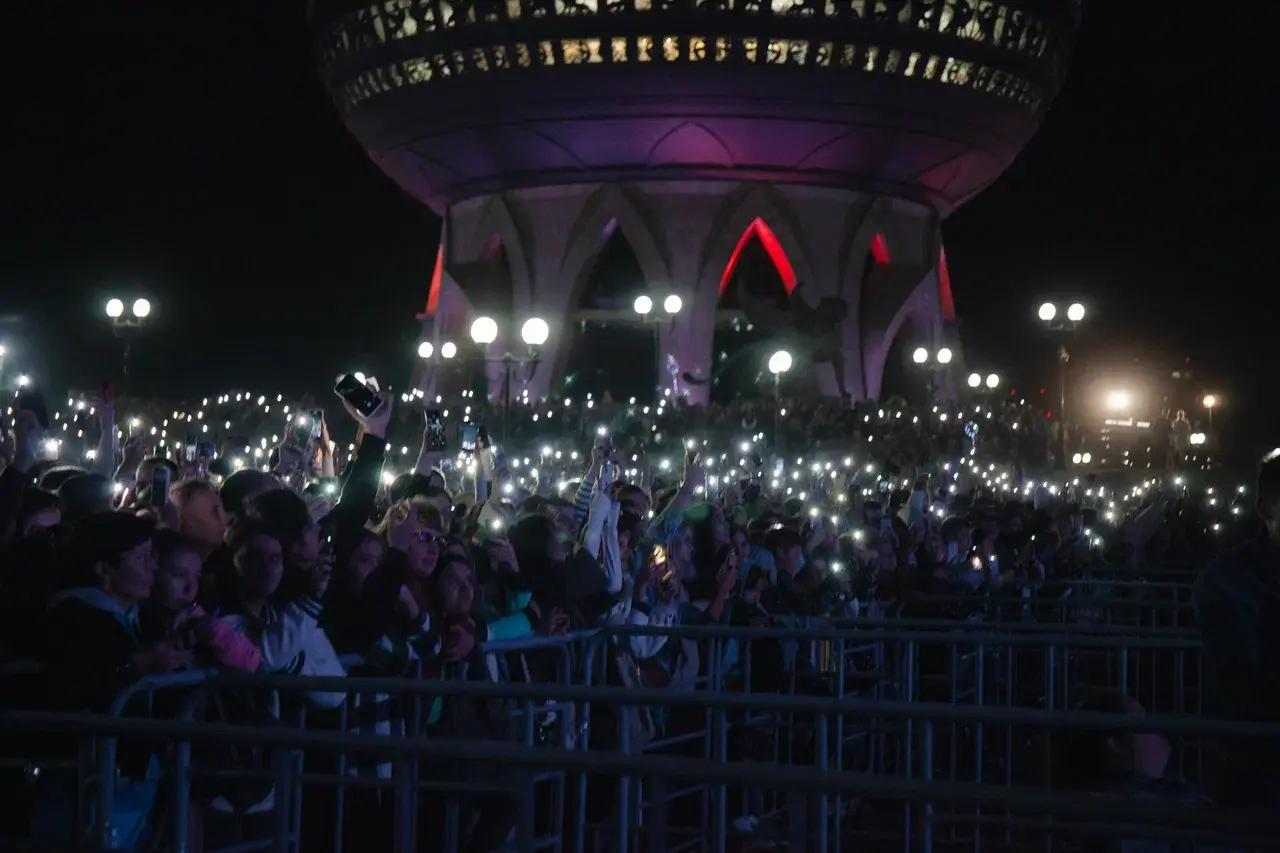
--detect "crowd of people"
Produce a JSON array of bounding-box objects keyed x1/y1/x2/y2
[{"x1": 0, "y1": 377, "x2": 1275, "y2": 849}]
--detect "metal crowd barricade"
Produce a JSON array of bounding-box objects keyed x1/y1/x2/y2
[{"x1": 5, "y1": 683, "x2": 1280, "y2": 853}]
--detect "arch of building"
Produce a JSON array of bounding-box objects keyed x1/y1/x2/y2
[{"x1": 418, "y1": 181, "x2": 959, "y2": 404}]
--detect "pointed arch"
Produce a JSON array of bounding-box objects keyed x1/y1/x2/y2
[
  {"x1": 456, "y1": 193, "x2": 534, "y2": 311},
  {"x1": 937, "y1": 246, "x2": 957, "y2": 322},
  {"x1": 558, "y1": 184, "x2": 672, "y2": 300},
  {"x1": 418, "y1": 244, "x2": 445, "y2": 318},
  {"x1": 697, "y1": 185, "x2": 814, "y2": 293},
  {"x1": 717, "y1": 217, "x2": 798, "y2": 298}
]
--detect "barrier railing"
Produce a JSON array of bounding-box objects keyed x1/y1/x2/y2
[
  {"x1": 1, "y1": 621, "x2": 1212, "y2": 851},
  {"x1": 4, "y1": 683, "x2": 1279, "y2": 853}
]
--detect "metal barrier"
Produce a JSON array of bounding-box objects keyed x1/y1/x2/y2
[
  {"x1": 4, "y1": 682, "x2": 1280, "y2": 853},
  {"x1": 0, "y1": 621, "x2": 1212, "y2": 851}
]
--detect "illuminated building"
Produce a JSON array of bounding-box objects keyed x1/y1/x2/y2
[{"x1": 312, "y1": 0, "x2": 1078, "y2": 402}]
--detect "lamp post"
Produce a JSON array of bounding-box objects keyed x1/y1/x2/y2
[
  {"x1": 105, "y1": 296, "x2": 152, "y2": 378},
  {"x1": 1037, "y1": 300, "x2": 1086, "y2": 469},
  {"x1": 634, "y1": 293, "x2": 683, "y2": 396},
  {"x1": 768, "y1": 349, "x2": 792, "y2": 448},
  {"x1": 1202, "y1": 393, "x2": 1218, "y2": 430},
  {"x1": 911, "y1": 346, "x2": 953, "y2": 401},
  {"x1": 468, "y1": 315, "x2": 549, "y2": 442}
]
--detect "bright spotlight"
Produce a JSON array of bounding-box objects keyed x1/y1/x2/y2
[
  {"x1": 911, "y1": 347, "x2": 929, "y2": 365},
  {"x1": 1038, "y1": 302, "x2": 1057, "y2": 322},
  {"x1": 1189, "y1": 432, "x2": 1206, "y2": 446},
  {"x1": 967, "y1": 373, "x2": 982, "y2": 388},
  {"x1": 663, "y1": 294, "x2": 683, "y2": 315},
  {"x1": 440, "y1": 341, "x2": 457, "y2": 359},
  {"x1": 417, "y1": 341, "x2": 434, "y2": 359},
  {"x1": 1106, "y1": 390, "x2": 1132, "y2": 411},
  {"x1": 936, "y1": 347, "x2": 953, "y2": 365},
  {"x1": 105, "y1": 298, "x2": 125, "y2": 319},
  {"x1": 16, "y1": 374, "x2": 31, "y2": 388},
  {"x1": 132, "y1": 298, "x2": 152, "y2": 319},
  {"x1": 768, "y1": 350, "x2": 793, "y2": 375},
  {"x1": 633, "y1": 295, "x2": 653, "y2": 315},
  {"x1": 1066, "y1": 302, "x2": 1086, "y2": 323},
  {"x1": 1202, "y1": 394, "x2": 1218, "y2": 409},
  {"x1": 521, "y1": 317, "x2": 549, "y2": 346},
  {"x1": 986, "y1": 373, "x2": 1000, "y2": 390},
  {"x1": 470, "y1": 316, "x2": 498, "y2": 345}
]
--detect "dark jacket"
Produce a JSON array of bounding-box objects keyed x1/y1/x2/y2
[{"x1": 42, "y1": 589, "x2": 142, "y2": 712}]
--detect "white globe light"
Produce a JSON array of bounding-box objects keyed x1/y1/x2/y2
[
  {"x1": 417, "y1": 341, "x2": 434, "y2": 359},
  {"x1": 1106, "y1": 389, "x2": 1132, "y2": 411},
  {"x1": 967, "y1": 373, "x2": 982, "y2": 388},
  {"x1": 1038, "y1": 302, "x2": 1057, "y2": 322},
  {"x1": 132, "y1": 298, "x2": 152, "y2": 319},
  {"x1": 911, "y1": 347, "x2": 929, "y2": 365},
  {"x1": 105, "y1": 298, "x2": 125, "y2": 319},
  {"x1": 440, "y1": 341, "x2": 457, "y2": 359},
  {"x1": 663, "y1": 294, "x2": 683, "y2": 315},
  {"x1": 1190, "y1": 432, "x2": 1206, "y2": 446},
  {"x1": 470, "y1": 316, "x2": 498, "y2": 345},
  {"x1": 1066, "y1": 302, "x2": 1086, "y2": 323},
  {"x1": 768, "y1": 350, "x2": 793, "y2": 375},
  {"x1": 1202, "y1": 394, "x2": 1217, "y2": 409},
  {"x1": 633, "y1": 295, "x2": 653, "y2": 315},
  {"x1": 985, "y1": 373, "x2": 1000, "y2": 390},
  {"x1": 16, "y1": 374, "x2": 30, "y2": 388},
  {"x1": 1081, "y1": 452, "x2": 1093, "y2": 464},
  {"x1": 521, "y1": 317, "x2": 550, "y2": 346},
  {"x1": 1072, "y1": 453, "x2": 1082, "y2": 465},
  {"x1": 936, "y1": 347, "x2": 953, "y2": 365}
]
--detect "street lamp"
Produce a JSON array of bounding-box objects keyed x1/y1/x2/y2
[
  {"x1": 633, "y1": 295, "x2": 653, "y2": 316},
  {"x1": 1202, "y1": 393, "x2": 1219, "y2": 429},
  {"x1": 967, "y1": 372, "x2": 982, "y2": 389},
  {"x1": 417, "y1": 341, "x2": 434, "y2": 359},
  {"x1": 985, "y1": 373, "x2": 1001, "y2": 390},
  {"x1": 910, "y1": 346, "x2": 954, "y2": 401},
  {"x1": 470, "y1": 316, "x2": 499, "y2": 346},
  {"x1": 1037, "y1": 299, "x2": 1088, "y2": 468},
  {"x1": 935, "y1": 347, "x2": 953, "y2": 365},
  {"x1": 663, "y1": 294, "x2": 683, "y2": 316},
  {"x1": 911, "y1": 346, "x2": 929, "y2": 365},
  {"x1": 440, "y1": 341, "x2": 457, "y2": 359},
  {"x1": 104, "y1": 295, "x2": 153, "y2": 378},
  {"x1": 768, "y1": 349, "x2": 792, "y2": 448},
  {"x1": 1106, "y1": 389, "x2": 1133, "y2": 412},
  {"x1": 520, "y1": 317, "x2": 549, "y2": 347}
]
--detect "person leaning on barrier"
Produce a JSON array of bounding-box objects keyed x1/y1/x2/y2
[
  {"x1": 42, "y1": 512, "x2": 191, "y2": 712},
  {"x1": 1195, "y1": 449, "x2": 1280, "y2": 807}
]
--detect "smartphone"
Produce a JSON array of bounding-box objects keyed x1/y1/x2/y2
[
  {"x1": 477, "y1": 425, "x2": 492, "y2": 450},
  {"x1": 290, "y1": 415, "x2": 312, "y2": 448},
  {"x1": 184, "y1": 434, "x2": 198, "y2": 463},
  {"x1": 15, "y1": 387, "x2": 49, "y2": 430},
  {"x1": 491, "y1": 442, "x2": 506, "y2": 471},
  {"x1": 196, "y1": 439, "x2": 215, "y2": 460},
  {"x1": 425, "y1": 409, "x2": 447, "y2": 451},
  {"x1": 460, "y1": 423, "x2": 479, "y2": 453},
  {"x1": 652, "y1": 543, "x2": 668, "y2": 569},
  {"x1": 333, "y1": 373, "x2": 382, "y2": 417},
  {"x1": 310, "y1": 409, "x2": 324, "y2": 441},
  {"x1": 150, "y1": 465, "x2": 171, "y2": 508}
]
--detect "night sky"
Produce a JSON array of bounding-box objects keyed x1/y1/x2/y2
[{"x1": 4, "y1": 3, "x2": 1277, "y2": 445}]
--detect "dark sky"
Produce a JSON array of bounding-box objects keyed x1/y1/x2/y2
[{"x1": 4, "y1": 3, "x2": 1277, "y2": 440}]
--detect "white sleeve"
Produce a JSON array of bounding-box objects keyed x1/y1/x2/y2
[
  {"x1": 257, "y1": 599, "x2": 323, "y2": 673},
  {"x1": 585, "y1": 490, "x2": 623, "y2": 595},
  {"x1": 626, "y1": 600, "x2": 678, "y2": 659}
]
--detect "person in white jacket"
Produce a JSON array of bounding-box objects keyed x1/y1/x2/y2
[{"x1": 218, "y1": 517, "x2": 346, "y2": 709}]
